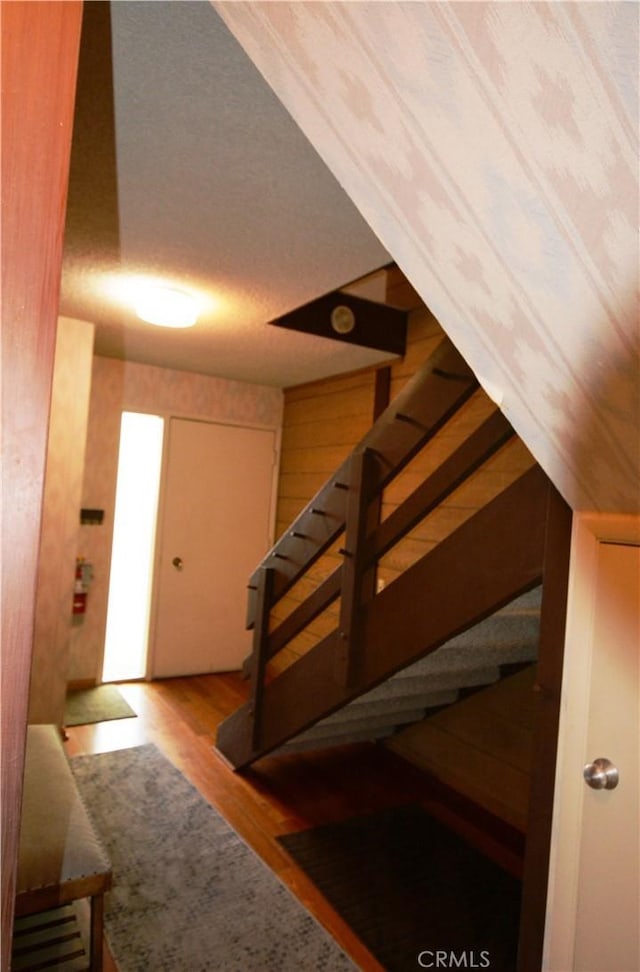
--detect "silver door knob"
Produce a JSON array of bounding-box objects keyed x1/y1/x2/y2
[
  {"x1": 172, "y1": 556, "x2": 184, "y2": 571},
  {"x1": 583, "y1": 757, "x2": 619, "y2": 790}
]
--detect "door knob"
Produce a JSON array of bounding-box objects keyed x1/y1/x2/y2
[
  {"x1": 172, "y1": 556, "x2": 183, "y2": 571},
  {"x1": 583, "y1": 757, "x2": 619, "y2": 790}
]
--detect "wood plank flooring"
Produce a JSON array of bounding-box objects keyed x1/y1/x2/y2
[{"x1": 64, "y1": 673, "x2": 525, "y2": 971}]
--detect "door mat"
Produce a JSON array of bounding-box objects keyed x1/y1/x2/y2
[
  {"x1": 64, "y1": 684, "x2": 136, "y2": 726},
  {"x1": 277, "y1": 804, "x2": 522, "y2": 972}
]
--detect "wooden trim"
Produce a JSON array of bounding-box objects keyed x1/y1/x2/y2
[
  {"x1": 517, "y1": 484, "x2": 573, "y2": 972},
  {"x1": 66, "y1": 679, "x2": 99, "y2": 692},
  {"x1": 1, "y1": 2, "x2": 83, "y2": 962}
]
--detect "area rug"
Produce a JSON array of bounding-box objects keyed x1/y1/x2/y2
[
  {"x1": 70, "y1": 744, "x2": 356, "y2": 971},
  {"x1": 64, "y1": 685, "x2": 136, "y2": 726},
  {"x1": 278, "y1": 804, "x2": 522, "y2": 972}
]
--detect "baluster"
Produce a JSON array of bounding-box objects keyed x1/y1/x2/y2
[
  {"x1": 338, "y1": 448, "x2": 379, "y2": 689},
  {"x1": 248, "y1": 566, "x2": 275, "y2": 751}
]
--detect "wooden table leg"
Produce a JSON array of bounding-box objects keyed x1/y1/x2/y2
[{"x1": 90, "y1": 894, "x2": 104, "y2": 972}]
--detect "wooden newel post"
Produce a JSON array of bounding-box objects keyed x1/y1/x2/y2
[
  {"x1": 338, "y1": 448, "x2": 379, "y2": 689},
  {"x1": 248, "y1": 566, "x2": 275, "y2": 751}
]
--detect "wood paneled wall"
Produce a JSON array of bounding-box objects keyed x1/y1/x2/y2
[
  {"x1": 271, "y1": 368, "x2": 377, "y2": 672},
  {"x1": 387, "y1": 667, "x2": 537, "y2": 832}
]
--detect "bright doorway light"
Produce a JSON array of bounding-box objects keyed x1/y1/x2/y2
[{"x1": 103, "y1": 412, "x2": 164, "y2": 683}]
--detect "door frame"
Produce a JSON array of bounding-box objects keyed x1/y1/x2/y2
[
  {"x1": 543, "y1": 512, "x2": 640, "y2": 970},
  {"x1": 145, "y1": 414, "x2": 280, "y2": 680}
]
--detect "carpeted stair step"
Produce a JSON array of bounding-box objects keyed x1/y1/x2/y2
[
  {"x1": 273, "y1": 585, "x2": 541, "y2": 756},
  {"x1": 275, "y1": 725, "x2": 397, "y2": 755},
  {"x1": 309, "y1": 689, "x2": 461, "y2": 726}
]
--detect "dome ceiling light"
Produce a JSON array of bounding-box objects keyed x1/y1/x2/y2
[{"x1": 134, "y1": 284, "x2": 200, "y2": 328}]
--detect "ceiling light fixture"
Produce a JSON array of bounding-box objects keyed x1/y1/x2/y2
[{"x1": 134, "y1": 285, "x2": 200, "y2": 328}]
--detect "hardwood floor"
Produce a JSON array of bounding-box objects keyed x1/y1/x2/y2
[{"x1": 64, "y1": 673, "x2": 525, "y2": 971}]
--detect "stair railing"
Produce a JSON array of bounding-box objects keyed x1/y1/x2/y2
[{"x1": 218, "y1": 338, "x2": 551, "y2": 769}]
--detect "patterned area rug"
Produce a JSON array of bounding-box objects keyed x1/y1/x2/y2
[
  {"x1": 278, "y1": 804, "x2": 522, "y2": 972},
  {"x1": 71, "y1": 744, "x2": 356, "y2": 972},
  {"x1": 65, "y1": 685, "x2": 136, "y2": 726}
]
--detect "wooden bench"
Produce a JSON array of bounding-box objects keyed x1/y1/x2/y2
[{"x1": 14, "y1": 725, "x2": 112, "y2": 971}]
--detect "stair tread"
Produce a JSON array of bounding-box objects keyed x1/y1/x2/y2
[{"x1": 294, "y1": 708, "x2": 428, "y2": 742}]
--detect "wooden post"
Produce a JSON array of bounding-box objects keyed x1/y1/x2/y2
[
  {"x1": 337, "y1": 449, "x2": 379, "y2": 688},
  {"x1": 248, "y1": 567, "x2": 275, "y2": 752}
]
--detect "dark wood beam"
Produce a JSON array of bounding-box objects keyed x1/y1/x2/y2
[
  {"x1": 373, "y1": 366, "x2": 391, "y2": 421},
  {"x1": 269, "y1": 291, "x2": 408, "y2": 356}
]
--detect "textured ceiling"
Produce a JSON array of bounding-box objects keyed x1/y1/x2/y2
[
  {"x1": 60, "y1": 1, "x2": 392, "y2": 387},
  {"x1": 217, "y1": 1, "x2": 639, "y2": 513}
]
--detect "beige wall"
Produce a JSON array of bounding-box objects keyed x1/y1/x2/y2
[
  {"x1": 29, "y1": 317, "x2": 95, "y2": 724},
  {"x1": 68, "y1": 355, "x2": 283, "y2": 683}
]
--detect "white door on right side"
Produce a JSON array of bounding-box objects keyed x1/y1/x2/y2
[
  {"x1": 545, "y1": 519, "x2": 639, "y2": 971},
  {"x1": 573, "y1": 540, "x2": 639, "y2": 972}
]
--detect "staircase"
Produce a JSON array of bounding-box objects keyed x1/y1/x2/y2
[
  {"x1": 274, "y1": 586, "x2": 541, "y2": 754},
  {"x1": 215, "y1": 336, "x2": 559, "y2": 771}
]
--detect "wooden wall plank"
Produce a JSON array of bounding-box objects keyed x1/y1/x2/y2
[{"x1": 385, "y1": 664, "x2": 538, "y2": 832}]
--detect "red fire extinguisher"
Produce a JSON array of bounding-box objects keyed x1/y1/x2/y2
[{"x1": 72, "y1": 557, "x2": 92, "y2": 616}]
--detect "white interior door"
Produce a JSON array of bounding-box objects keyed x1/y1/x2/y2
[
  {"x1": 545, "y1": 515, "x2": 640, "y2": 971},
  {"x1": 150, "y1": 418, "x2": 276, "y2": 677}
]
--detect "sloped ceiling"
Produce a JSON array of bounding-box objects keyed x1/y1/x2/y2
[
  {"x1": 60, "y1": 0, "x2": 393, "y2": 387},
  {"x1": 216, "y1": 1, "x2": 639, "y2": 514}
]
